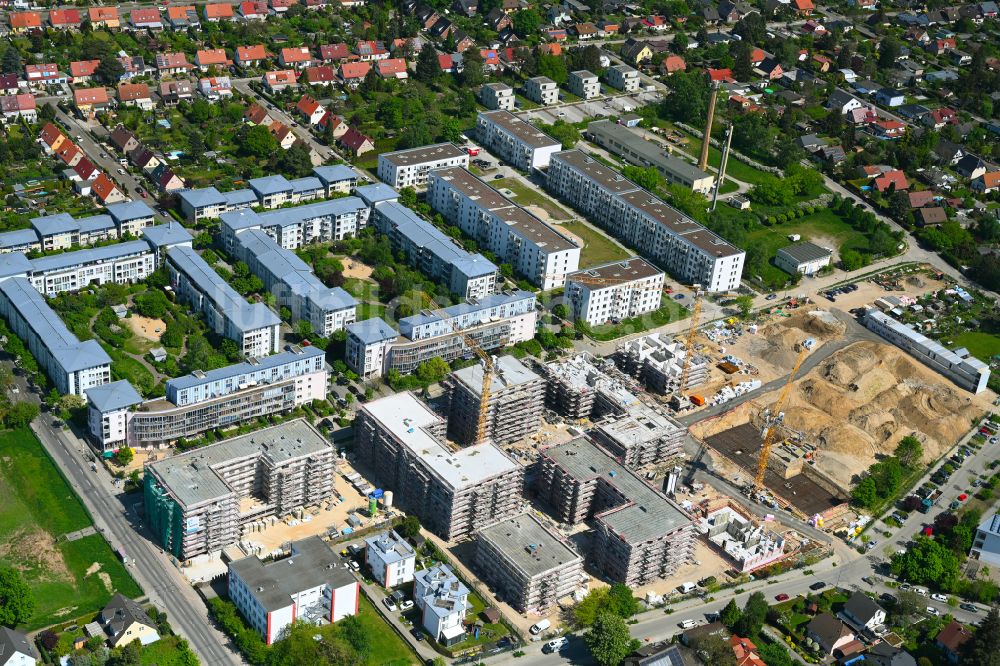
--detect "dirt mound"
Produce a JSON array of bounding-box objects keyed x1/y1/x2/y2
[
  {"x1": 748, "y1": 309, "x2": 846, "y2": 373},
  {"x1": 0, "y1": 527, "x2": 72, "y2": 582},
  {"x1": 775, "y1": 341, "x2": 984, "y2": 489}
]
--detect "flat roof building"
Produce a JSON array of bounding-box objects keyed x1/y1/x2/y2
[
  {"x1": 377, "y1": 143, "x2": 469, "y2": 189},
  {"x1": 426, "y1": 167, "x2": 580, "y2": 290},
  {"x1": 365, "y1": 530, "x2": 416, "y2": 588},
  {"x1": 355, "y1": 392, "x2": 524, "y2": 540},
  {"x1": 475, "y1": 513, "x2": 585, "y2": 614},
  {"x1": 605, "y1": 64, "x2": 640, "y2": 92},
  {"x1": 775, "y1": 241, "x2": 833, "y2": 276},
  {"x1": 524, "y1": 76, "x2": 558, "y2": 105},
  {"x1": 479, "y1": 82, "x2": 515, "y2": 111},
  {"x1": 145, "y1": 420, "x2": 335, "y2": 559},
  {"x1": 617, "y1": 331, "x2": 708, "y2": 394},
  {"x1": 589, "y1": 404, "x2": 686, "y2": 468},
  {"x1": 565, "y1": 257, "x2": 665, "y2": 326},
  {"x1": 220, "y1": 196, "x2": 370, "y2": 252},
  {"x1": 445, "y1": 355, "x2": 545, "y2": 447},
  {"x1": 568, "y1": 70, "x2": 600, "y2": 99},
  {"x1": 476, "y1": 110, "x2": 562, "y2": 171},
  {"x1": 544, "y1": 353, "x2": 642, "y2": 420},
  {"x1": 27, "y1": 240, "x2": 156, "y2": 297}
]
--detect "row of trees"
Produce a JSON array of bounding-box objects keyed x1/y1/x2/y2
[{"x1": 851, "y1": 436, "x2": 923, "y2": 509}]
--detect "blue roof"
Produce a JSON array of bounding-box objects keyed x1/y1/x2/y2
[
  {"x1": 0, "y1": 277, "x2": 111, "y2": 372},
  {"x1": 355, "y1": 183, "x2": 399, "y2": 206},
  {"x1": 222, "y1": 197, "x2": 367, "y2": 233},
  {"x1": 166, "y1": 345, "x2": 325, "y2": 392},
  {"x1": 178, "y1": 187, "x2": 226, "y2": 208},
  {"x1": 220, "y1": 209, "x2": 264, "y2": 233},
  {"x1": 347, "y1": 317, "x2": 397, "y2": 344},
  {"x1": 31, "y1": 213, "x2": 85, "y2": 236},
  {"x1": 313, "y1": 164, "x2": 357, "y2": 185},
  {"x1": 106, "y1": 201, "x2": 155, "y2": 222},
  {"x1": 0, "y1": 229, "x2": 39, "y2": 250},
  {"x1": 87, "y1": 379, "x2": 143, "y2": 412},
  {"x1": 0, "y1": 253, "x2": 32, "y2": 278},
  {"x1": 166, "y1": 246, "x2": 281, "y2": 332},
  {"x1": 77, "y1": 215, "x2": 115, "y2": 234},
  {"x1": 30, "y1": 240, "x2": 152, "y2": 274},
  {"x1": 249, "y1": 175, "x2": 293, "y2": 197},
  {"x1": 290, "y1": 177, "x2": 322, "y2": 194},
  {"x1": 224, "y1": 189, "x2": 257, "y2": 206},
  {"x1": 400, "y1": 290, "x2": 535, "y2": 329},
  {"x1": 143, "y1": 223, "x2": 193, "y2": 249}
]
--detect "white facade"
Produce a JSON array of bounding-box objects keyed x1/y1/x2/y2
[
  {"x1": 568, "y1": 70, "x2": 600, "y2": 99},
  {"x1": 365, "y1": 530, "x2": 416, "y2": 588},
  {"x1": 524, "y1": 76, "x2": 558, "y2": 105},
  {"x1": 479, "y1": 82, "x2": 515, "y2": 111},
  {"x1": 565, "y1": 258, "x2": 665, "y2": 326},
  {"x1": 346, "y1": 318, "x2": 398, "y2": 379},
  {"x1": 476, "y1": 111, "x2": 562, "y2": 171},
  {"x1": 973, "y1": 513, "x2": 1000, "y2": 567},
  {"x1": 605, "y1": 65, "x2": 640, "y2": 92},
  {"x1": 774, "y1": 241, "x2": 833, "y2": 276},
  {"x1": 377, "y1": 143, "x2": 469, "y2": 189},
  {"x1": 414, "y1": 565, "x2": 469, "y2": 646},
  {"x1": 28, "y1": 241, "x2": 156, "y2": 297}
]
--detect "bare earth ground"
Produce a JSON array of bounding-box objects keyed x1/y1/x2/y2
[
  {"x1": 0, "y1": 525, "x2": 72, "y2": 582},
  {"x1": 127, "y1": 315, "x2": 166, "y2": 342},
  {"x1": 342, "y1": 259, "x2": 375, "y2": 281}
]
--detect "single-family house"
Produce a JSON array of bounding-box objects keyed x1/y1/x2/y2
[
  {"x1": 339, "y1": 62, "x2": 371, "y2": 87},
  {"x1": 130, "y1": 8, "x2": 164, "y2": 30},
  {"x1": 377, "y1": 58, "x2": 409, "y2": 79},
  {"x1": 873, "y1": 169, "x2": 909, "y2": 192},
  {"x1": 70, "y1": 60, "x2": 101, "y2": 84},
  {"x1": 972, "y1": 171, "x2": 1000, "y2": 194},
  {"x1": 100, "y1": 593, "x2": 161, "y2": 648},
  {"x1": 156, "y1": 53, "x2": 193, "y2": 77},
  {"x1": 263, "y1": 70, "x2": 299, "y2": 92},
  {"x1": 842, "y1": 591, "x2": 886, "y2": 632},
  {"x1": 204, "y1": 3, "x2": 235, "y2": 21},
  {"x1": 807, "y1": 613, "x2": 855, "y2": 657},
  {"x1": 936, "y1": 621, "x2": 973, "y2": 664},
  {"x1": 235, "y1": 45, "x2": 271, "y2": 68},
  {"x1": 117, "y1": 83, "x2": 154, "y2": 110},
  {"x1": 89, "y1": 6, "x2": 121, "y2": 28},
  {"x1": 280, "y1": 47, "x2": 314, "y2": 69},
  {"x1": 296, "y1": 94, "x2": 326, "y2": 125},
  {"x1": 339, "y1": 128, "x2": 375, "y2": 156},
  {"x1": 195, "y1": 49, "x2": 232, "y2": 71},
  {"x1": 74, "y1": 87, "x2": 111, "y2": 118},
  {"x1": 49, "y1": 8, "x2": 82, "y2": 29}
]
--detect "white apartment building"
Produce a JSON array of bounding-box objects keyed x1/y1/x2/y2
[
  {"x1": 479, "y1": 82, "x2": 515, "y2": 111},
  {"x1": 568, "y1": 70, "x2": 600, "y2": 99},
  {"x1": 427, "y1": 167, "x2": 580, "y2": 290},
  {"x1": 524, "y1": 76, "x2": 558, "y2": 105},
  {"x1": 229, "y1": 537, "x2": 359, "y2": 645},
  {"x1": 365, "y1": 530, "x2": 416, "y2": 588},
  {"x1": 28, "y1": 241, "x2": 156, "y2": 297},
  {"x1": 547, "y1": 150, "x2": 745, "y2": 293},
  {"x1": 414, "y1": 565, "x2": 469, "y2": 646},
  {"x1": 476, "y1": 110, "x2": 562, "y2": 171},
  {"x1": 972, "y1": 513, "x2": 1000, "y2": 566},
  {"x1": 377, "y1": 143, "x2": 469, "y2": 189},
  {"x1": 220, "y1": 197, "x2": 371, "y2": 253},
  {"x1": 565, "y1": 257, "x2": 665, "y2": 326},
  {"x1": 345, "y1": 317, "x2": 398, "y2": 379},
  {"x1": 605, "y1": 64, "x2": 640, "y2": 92}
]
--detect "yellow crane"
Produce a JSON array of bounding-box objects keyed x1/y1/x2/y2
[
  {"x1": 433, "y1": 308, "x2": 494, "y2": 445},
  {"x1": 752, "y1": 344, "x2": 809, "y2": 493},
  {"x1": 676, "y1": 291, "x2": 703, "y2": 398}
]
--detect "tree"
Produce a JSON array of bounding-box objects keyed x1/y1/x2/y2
[
  {"x1": 759, "y1": 643, "x2": 794, "y2": 666},
  {"x1": 97, "y1": 55, "x2": 125, "y2": 85},
  {"x1": 397, "y1": 515, "x2": 421, "y2": 538},
  {"x1": 0, "y1": 566, "x2": 34, "y2": 626},
  {"x1": 878, "y1": 36, "x2": 902, "y2": 69},
  {"x1": 734, "y1": 295, "x2": 754, "y2": 319},
  {"x1": 460, "y1": 46, "x2": 484, "y2": 87},
  {"x1": 540, "y1": 119, "x2": 580, "y2": 149},
  {"x1": 134, "y1": 290, "x2": 170, "y2": 319},
  {"x1": 733, "y1": 41, "x2": 754, "y2": 82},
  {"x1": 604, "y1": 583, "x2": 639, "y2": 618},
  {"x1": 1, "y1": 47, "x2": 22, "y2": 76},
  {"x1": 962, "y1": 607, "x2": 1000, "y2": 666},
  {"x1": 242, "y1": 125, "x2": 279, "y2": 159},
  {"x1": 734, "y1": 591, "x2": 768, "y2": 637},
  {"x1": 415, "y1": 43, "x2": 440, "y2": 84},
  {"x1": 895, "y1": 436, "x2": 924, "y2": 469},
  {"x1": 552, "y1": 304, "x2": 568, "y2": 319},
  {"x1": 296, "y1": 320, "x2": 314, "y2": 340},
  {"x1": 536, "y1": 52, "x2": 568, "y2": 84},
  {"x1": 840, "y1": 248, "x2": 866, "y2": 272},
  {"x1": 661, "y1": 71, "x2": 710, "y2": 123},
  {"x1": 891, "y1": 536, "x2": 960, "y2": 591},
  {"x1": 584, "y1": 613, "x2": 640, "y2": 666},
  {"x1": 415, "y1": 357, "x2": 451, "y2": 384},
  {"x1": 276, "y1": 142, "x2": 314, "y2": 178},
  {"x1": 114, "y1": 447, "x2": 134, "y2": 466},
  {"x1": 851, "y1": 476, "x2": 878, "y2": 509},
  {"x1": 689, "y1": 633, "x2": 737, "y2": 666},
  {"x1": 720, "y1": 598, "x2": 741, "y2": 629},
  {"x1": 513, "y1": 8, "x2": 542, "y2": 37},
  {"x1": 622, "y1": 165, "x2": 665, "y2": 192},
  {"x1": 5, "y1": 402, "x2": 39, "y2": 429}
]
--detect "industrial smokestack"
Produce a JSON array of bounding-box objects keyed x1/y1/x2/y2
[
  {"x1": 698, "y1": 83, "x2": 720, "y2": 172},
  {"x1": 710, "y1": 124, "x2": 734, "y2": 212}
]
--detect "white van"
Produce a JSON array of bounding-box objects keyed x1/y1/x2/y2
[
  {"x1": 678, "y1": 582, "x2": 697, "y2": 594},
  {"x1": 679, "y1": 619, "x2": 698, "y2": 629},
  {"x1": 529, "y1": 619, "x2": 551, "y2": 635},
  {"x1": 543, "y1": 637, "x2": 568, "y2": 653}
]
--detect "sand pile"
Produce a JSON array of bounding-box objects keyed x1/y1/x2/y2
[
  {"x1": 745, "y1": 310, "x2": 847, "y2": 373},
  {"x1": 775, "y1": 341, "x2": 982, "y2": 488}
]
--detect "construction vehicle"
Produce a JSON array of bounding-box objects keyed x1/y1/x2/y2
[{"x1": 752, "y1": 344, "x2": 809, "y2": 494}]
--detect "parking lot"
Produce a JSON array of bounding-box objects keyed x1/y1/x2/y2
[{"x1": 519, "y1": 91, "x2": 663, "y2": 125}]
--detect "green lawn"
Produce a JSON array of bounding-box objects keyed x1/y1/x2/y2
[
  {"x1": 445, "y1": 588, "x2": 509, "y2": 653},
  {"x1": 492, "y1": 178, "x2": 572, "y2": 220},
  {"x1": 587, "y1": 297, "x2": 690, "y2": 341},
  {"x1": 670, "y1": 128, "x2": 775, "y2": 187},
  {"x1": 353, "y1": 594, "x2": 418, "y2": 666},
  {"x1": 0, "y1": 429, "x2": 141, "y2": 629},
  {"x1": 558, "y1": 220, "x2": 634, "y2": 266},
  {"x1": 357, "y1": 302, "x2": 388, "y2": 322},
  {"x1": 950, "y1": 332, "x2": 1000, "y2": 363},
  {"x1": 138, "y1": 635, "x2": 192, "y2": 666}
]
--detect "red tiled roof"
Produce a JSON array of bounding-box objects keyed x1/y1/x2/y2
[
  {"x1": 237, "y1": 45, "x2": 270, "y2": 61},
  {"x1": 377, "y1": 58, "x2": 408, "y2": 76},
  {"x1": 74, "y1": 87, "x2": 110, "y2": 105},
  {"x1": 339, "y1": 62, "x2": 371, "y2": 79},
  {"x1": 117, "y1": 83, "x2": 151, "y2": 101},
  {"x1": 49, "y1": 8, "x2": 82, "y2": 26},
  {"x1": 89, "y1": 7, "x2": 120, "y2": 22},
  {"x1": 10, "y1": 12, "x2": 42, "y2": 29},
  {"x1": 320, "y1": 43, "x2": 352, "y2": 61},
  {"x1": 281, "y1": 47, "x2": 313, "y2": 63},
  {"x1": 204, "y1": 3, "x2": 234, "y2": 18},
  {"x1": 70, "y1": 60, "x2": 101, "y2": 78},
  {"x1": 305, "y1": 66, "x2": 336, "y2": 83},
  {"x1": 92, "y1": 173, "x2": 119, "y2": 201}
]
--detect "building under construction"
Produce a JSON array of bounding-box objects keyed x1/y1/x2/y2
[
  {"x1": 536, "y1": 436, "x2": 695, "y2": 587},
  {"x1": 355, "y1": 392, "x2": 525, "y2": 541},
  {"x1": 617, "y1": 332, "x2": 709, "y2": 394},
  {"x1": 544, "y1": 354, "x2": 641, "y2": 420},
  {"x1": 589, "y1": 405, "x2": 686, "y2": 468},
  {"x1": 474, "y1": 512, "x2": 585, "y2": 615},
  {"x1": 143, "y1": 419, "x2": 335, "y2": 560},
  {"x1": 445, "y1": 355, "x2": 545, "y2": 447}
]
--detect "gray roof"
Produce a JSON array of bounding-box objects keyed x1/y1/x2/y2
[
  {"x1": 380, "y1": 142, "x2": 466, "y2": 167},
  {"x1": 0, "y1": 626, "x2": 38, "y2": 661},
  {"x1": 399, "y1": 290, "x2": 535, "y2": 331},
  {"x1": 414, "y1": 564, "x2": 469, "y2": 618},
  {"x1": 356, "y1": 182, "x2": 400, "y2": 207},
  {"x1": 587, "y1": 120, "x2": 712, "y2": 184},
  {"x1": 313, "y1": 164, "x2": 358, "y2": 185},
  {"x1": 31, "y1": 212, "x2": 115, "y2": 236},
  {"x1": 221, "y1": 197, "x2": 367, "y2": 234},
  {"x1": 552, "y1": 149, "x2": 642, "y2": 194},
  {"x1": 365, "y1": 529, "x2": 416, "y2": 566},
  {"x1": 106, "y1": 200, "x2": 155, "y2": 222},
  {"x1": 167, "y1": 245, "x2": 281, "y2": 332},
  {"x1": 776, "y1": 240, "x2": 832, "y2": 265},
  {"x1": 347, "y1": 317, "x2": 397, "y2": 344},
  {"x1": 844, "y1": 590, "x2": 884, "y2": 625},
  {"x1": 142, "y1": 223, "x2": 193, "y2": 249},
  {"x1": 100, "y1": 593, "x2": 156, "y2": 641},
  {"x1": 450, "y1": 354, "x2": 541, "y2": 393},
  {"x1": 229, "y1": 536, "x2": 355, "y2": 612},
  {"x1": 0, "y1": 228, "x2": 40, "y2": 249},
  {"x1": 166, "y1": 344, "x2": 325, "y2": 392},
  {"x1": 477, "y1": 513, "x2": 582, "y2": 578},
  {"x1": 0, "y1": 252, "x2": 32, "y2": 278},
  {"x1": 543, "y1": 436, "x2": 692, "y2": 544},
  {"x1": 148, "y1": 419, "x2": 331, "y2": 507},
  {"x1": 0, "y1": 277, "x2": 111, "y2": 372},
  {"x1": 568, "y1": 256, "x2": 662, "y2": 284},
  {"x1": 87, "y1": 379, "x2": 143, "y2": 412},
  {"x1": 479, "y1": 110, "x2": 561, "y2": 150},
  {"x1": 225, "y1": 188, "x2": 258, "y2": 206},
  {"x1": 289, "y1": 176, "x2": 322, "y2": 194},
  {"x1": 178, "y1": 187, "x2": 226, "y2": 208},
  {"x1": 249, "y1": 175, "x2": 293, "y2": 196},
  {"x1": 30, "y1": 240, "x2": 152, "y2": 275}
]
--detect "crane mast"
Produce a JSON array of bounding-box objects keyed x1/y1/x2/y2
[{"x1": 753, "y1": 345, "x2": 809, "y2": 493}]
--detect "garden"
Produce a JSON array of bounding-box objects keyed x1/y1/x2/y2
[{"x1": 557, "y1": 219, "x2": 635, "y2": 267}]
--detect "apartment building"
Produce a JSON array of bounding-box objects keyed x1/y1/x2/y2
[
  {"x1": 145, "y1": 419, "x2": 335, "y2": 560},
  {"x1": 377, "y1": 143, "x2": 469, "y2": 189},
  {"x1": 605, "y1": 64, "x2": 640, "y2": 92},
  {"x1": 479, "y1": 82, "x2": 515, "y2": 111},
  {"x1": 476, "y1": 111, "x2": 562, "y2": 171},
  {"x1": 313, "y1": 164, "x2": 359, "y2": 196},
  {"x1": 365, "y1": 530, "x2": 416, "y2": 588},
  {"x1": 588, "y1": 405, "x2": 686, "y2": 468},
  {"x1": 30, "y1": 213, "x2": 117, "y2": 251},
  {"x1": 864, "y1": 310, "x2": 990, "y2": 393},
  {"x1": 586, "y1": 120, "x2": 715, "y2": 195},
  {"x1": 167, "y1": 246, "x2": 280, "y2": 358},
  {"x1": 617, "y1": 331, "x2": 709, "y2": 394},
  {"x1": 546, "y1": 150, "x2": 744, "y2": 292},
  {"x1": 544, "y1": 354, "x2": 642, "y2": 421},
  {"x1": 972, "y1": 513, "x2": 1000, "y2": 566},
  {"x1": 475, "y1": 513, "x2": 585, "y2": 614},
  {"x1": 87, "y1": 345, "x2": 329, "y2": 450},
  {"x1": 177, "y1": 187, "x2": 258, "y2": 223},
  {"x1": 230, "y1": 228, "x2": 357, "y2": 336},
  {"x1": 0, "y1": 229, "x2": 40, "y2": 254},
  {"x1": 524, "y1": 76, "x2": 558, "y2": 105},
  {"x1": 27, "y1": 241, "x2": 155, "y2": 297},
  {"x1": 220, "y1": 197, "x2": 370, "y2": 252},
  {"x1": 426, "y1": 167, "x2": 580, "y2": 290},
  {"x1": 565, "y1": 257, "x2": 665, "y2": 326},
  {"x1": 371, "y1": 201, "x2": 497, "y2": 300},
  {"x1": 445, "y1": 355, "x2": 545, "y2": 447},
  {"x1": 0, "y1": 277, "x2": 111, "y2": 397},
  {"x1": 345, "y1": 317, "x2": 398, "y2": 379},
  {"x1": 229, "y1": 537, "x2": 359, "y2": 645},
  {"x1": 414, "y1": 564, "x2": 470, "y2": 646},
  {"x1": 536, "y1": 436, "x2": 695, "y2": 586},
  {"x1": 568, "y1": 70, "x2": 600, "y2": 99},
  {"x1": 355, "y1": 392, "x2": 524, "y2": 540}
]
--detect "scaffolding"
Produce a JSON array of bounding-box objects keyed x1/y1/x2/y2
[{"x1": 446, "y1": 355, "x2": 545, "y2": 447}]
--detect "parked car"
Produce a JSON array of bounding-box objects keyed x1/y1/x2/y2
[
  {"x1": 961, "y1": 603, "x2": 980, "y2": 613},
  {"x1": 913, "y1": 587, "x2": 928, "y2": 596},
  {"x1": 542, "y1": 637, "x2": 568, "y2": 654},
  {"x1": 383, "y1": 597, "x2": 398, "y2": 612},
  {"x1": 926, "y1": 606, "x2": 940, "y2": 616},
  {"x1": 931, "y1": 593, "x2": 948, "y2": 602},
  {"x1": 809, "y1": 581, "x2": 826, "y2": 591}
]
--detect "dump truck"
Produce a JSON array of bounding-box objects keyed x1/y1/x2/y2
[
  {"x1": 920, "y1": 489, "x2": 943, "y2": 514},
  {"x1": 689, "y1": 394, "x2": 706, "y2": 406}
]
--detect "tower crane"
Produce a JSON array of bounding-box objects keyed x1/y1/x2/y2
[
  {"x1": 675, "y1": 290, "x2": 703, "y2": 399},
  {"x1": 432, "y1": 308, "x2": 494, "y2": 445},
  {"x1": 752, "y1": 344, "x2": 809, "y2": 494}
]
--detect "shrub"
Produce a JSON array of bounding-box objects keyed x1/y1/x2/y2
[{"x1": 766, "y1": 216, "x2": 776, "y2": 225}]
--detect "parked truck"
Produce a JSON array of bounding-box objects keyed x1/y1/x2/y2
[{"x1": 920, "y1": 489, "x2": 943, "y2": 513}]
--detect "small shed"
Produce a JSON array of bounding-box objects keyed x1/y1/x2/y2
[
  {"x1": 150, "y1": 347, "x2": 167, "y2": 363},
  {"x1": 775, "y1": 241, "x2": 833, "y2": 276}
]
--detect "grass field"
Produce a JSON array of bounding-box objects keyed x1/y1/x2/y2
[
  {"x1": 951, "y1": 332, "x2": 1000, "y2": 362},
  {"x1": 0, "y1": 429, "x2": 141, "y2": 629},
  {"x1": 588, "y1": 297, "x2": 690, "y2": 341},
  {"x1": 353, "y1": 595, "x2": 418, "y2": 666},
  {"x1": 492, "y1": 178, "x2": 572, "y2": 220},
  {"x1": 558, "y1": 220, "x2": 634, "y2": 266}
]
